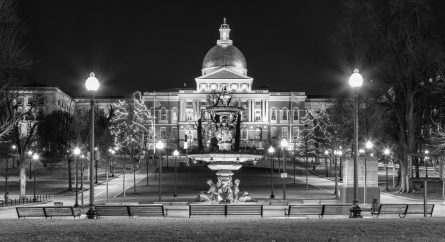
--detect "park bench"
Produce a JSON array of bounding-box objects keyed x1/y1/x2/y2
[
  {"x1": 43, "y1": 206, "x2": 81, "y2": 219},
  {"x1": 285, "y1": 205, "x2": 324, "y2": 218},
  {"x1": 322, "y1": 205, "x2": 354, "y2": 218},
  {"x1": 16, "y1": 207, "x2": 47, "y2": 219},
  {"x1": 226, "y1": 204, "x2": 263, "y2": 218},
  {"x1": 371, "y1": 204, "x2": 408, "y2": 218},
  {"x1": 405, "y1": 204, "x2": 435, "y2": 217},
  {"x1": 128, "y1": 205, "x2": 165, "y2": 218},
  {"x1": 189, "y1": 204, "x2": 226, "y2": 218},
  {"x1": 95, "y1": 206, "x2": 130, "y2": 218},
  {"x1": 16, "y1": 207, "x2": 81, "y2": 219}
]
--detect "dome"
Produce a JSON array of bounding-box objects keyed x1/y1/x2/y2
[{"x1": 202, "y1": 44, "x2": 247, "y2": 75}]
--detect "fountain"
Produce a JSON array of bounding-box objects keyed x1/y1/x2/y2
[{"x1": 187, "y1": 88, "x2": 263, "y2": 202}]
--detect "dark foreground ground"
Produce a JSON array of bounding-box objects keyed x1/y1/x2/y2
[{"x1": 1, "y1": 218, "x2": 444, "y2": 242}]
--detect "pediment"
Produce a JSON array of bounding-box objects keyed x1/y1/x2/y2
[{"x1": 196, "y1": 68, "x2": 251, "y2": 79}]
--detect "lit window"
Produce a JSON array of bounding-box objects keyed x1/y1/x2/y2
[
  {"x1": 242, "y1": 128, "x2": 247, "y2": 140},
  {"x1": 200, "y1": 84, "x2": 207, "y2": 92},
  {"x1": 171, "y1": 127, "x2": 178, "y2": 140},
  {"x1": 271, "y1": 108, "x2": 277, "y2": 121},
  {"x1": 293, "y1": 108, "x2": 299, "y2": 121},
  {"x1": 210, "y1": 84, "x2": 217, "y2": 90},
  {"x1": 282, "y1": 108, "x2": 288, "y2": 121},
  {"x1": 186, "y1": 111, "x2": 194, "y2": 121},
  {"x1": 160, "y1": 108, "x2": 167, "y2": 120},
  {"x1": 171, "y1": 108, "x2": 178, "y2": 121},
  {"x1": 282, "y1": 127, "x2": 288, "y2": 139},
  {"x1": 255, "y1": 111, "x2": 261, "y2": 121},
  {"x1": 241, "y1": 84, "x2": 248, "y2": 91},
  {"x1": 271, "y1": 127, "x2": 277, "y2": 138},
  {"x1": 160, "y1": 127, "x2": 166, "y2": 139},
  {"x1": 231, "y1": 84, "x2": 238, "y2": 91},
  {"x1": 293, "y1": 127, "x2": 299, "y2": 140}
]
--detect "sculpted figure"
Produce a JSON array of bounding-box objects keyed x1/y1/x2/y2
[
  {"x1": 215, "y1": 177, "x2": 233, "y2": 202},
  {"x1": 232, "y1": 179, "x2": 256, "y2": 203},
  {"x1": 195, "y1": 179, "x2": 217, "y2": 202}
]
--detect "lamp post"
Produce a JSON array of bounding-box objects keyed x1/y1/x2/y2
[
  {"x1": 324, "y1": 150, "x2": 329, "y2": 177},
  {"x1": 384, "y1": 148, "x2": 390, "y2": 192},
  {"x1": 173, "y1": 149, "x2": 179, "y2": 197},
  {"x1": 28, "y1": 151, "x2": 32, "y2": 179},
  {"x1": 80, "y1": 154, "x2": 85, "y2": 207},
  {"x1": 424, "y1": 150, "x2": 429, "y2": 178},
  {"x1": 32, "y1": 153, "x2": 38, "y2": 202},
  {"x1": 281, "y1": 138, "x2": 289, "y2": 200},
  {"x1": 73, "y1": 147, "x2": 80, "y2": 207},
  {"x1": 349, "y1": 69, "x2": 363, "y2": 218},
  {"x1": 85, "y1": 72, "x2": 99, "y2": 219},
  {"x1": 12, "y1": 145, "x2": 16, "y2": 168},
  {"x1": 156, "y1": 140, "x2": 164, "y2": 202},
  {"x1": 268, "y1": 146, "x2": 275, "y2": 199}
]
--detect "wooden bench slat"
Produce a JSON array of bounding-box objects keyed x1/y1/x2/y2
[
  {"x1": 95, "y1": 206, "x2": 130, "y2": 218},
  {"x1": 128, "y1": 205, "x2": 165, "y2": 217},
  {"x1": 226, "y1": 205, "x2": 263, "y2": 217},
  {"x1": 16, "y1": 207, "x2": 46, "y2": 218},
  {"x1": 287, "y1": 205, "x2": 323, "y2": 218},
  {"x1": 322, "y1": 205, "x2": 353, "y2": 217},
  {"x1": 371, "y1": 204, "x2": 408, "y2": 218},
  {"x1": 406, "y1": 204, "x2": 435, "y2": 217}
]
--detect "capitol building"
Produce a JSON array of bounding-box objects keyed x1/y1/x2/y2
[{"x1": 66, "y1": 20, "x2": 328, "y2": 149}]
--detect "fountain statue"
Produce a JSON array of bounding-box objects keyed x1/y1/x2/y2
[{"x1": 188, "y1": 88, "x2": 263, "y2": 203}]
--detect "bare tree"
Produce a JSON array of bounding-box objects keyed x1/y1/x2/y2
[{"x1": 331, "y1": 0, "x2": 445, "y2": 193}]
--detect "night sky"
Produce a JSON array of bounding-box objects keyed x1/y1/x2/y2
[{"x1": 19, "y1": 0, "x2": 343, "y2": 96}]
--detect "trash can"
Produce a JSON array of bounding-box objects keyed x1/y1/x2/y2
[{"x1": 371, "y1": 199, "x2": 379, "y2": 212}]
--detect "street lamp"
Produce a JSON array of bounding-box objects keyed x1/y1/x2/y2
[
  {"x1": 173, "y1": 149, "x2": 179, "y2": 197},
  {"x1": 281, "y1": 138, "x2": 289, "y2": 200},
  {"x1": 324, "y1": 150, "x2": 329, "y2": 177},
  {"x1": 156, "y1": 140, "x2": 164, "y2": 202},
  {"x1": 349, "y1": 69, "x2": 363, "y2": 218},
  {"x1": 73, "y1": 147, "x2": 80, "y2": 207},
  {"x1": 268, "y1": 146, "x2": 275, "y2": 199},
  {"x1": 28, "y1": 151, "x2": 33, "y2": 179},
  {"x1": 12, "y1": 145, "x2": 16, "y2": 168},
  {"x1": 85, "y1": 72, "x2": 99, "y2": 219},
  {"x1": 384, "y1": 148, "x2": 390, "y2": 192},
  {"x1": 109, "y1": 149, "x2": 116, "y2": 177},
  {"x1": 32, "y1": 153, "x2": 38, "y2": 202}
]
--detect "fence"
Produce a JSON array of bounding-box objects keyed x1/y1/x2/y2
[{"x1": 1, "y1": 195, "x2": 51, "y2": 207}]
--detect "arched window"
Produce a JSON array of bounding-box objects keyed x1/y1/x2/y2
[
  {"x1": 270, "y1": 108, "x2": 277, "y2": 121},
  {"x1": 171, "y1": 107, "x2": 178, "y2": 122},
  {"x1": 293, "y1": 107, "x2": 299, "y2": 121},
  {"x1": 282, "y1": 108, "x2": 288, "y2": 121},
  {"x1": 160, "y1": 107, "x2": 167, "y2": 120}
]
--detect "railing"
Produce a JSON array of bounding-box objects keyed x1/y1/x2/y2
[{"x1": 1, "y1": 195, "x2": 51, "y2": 207}]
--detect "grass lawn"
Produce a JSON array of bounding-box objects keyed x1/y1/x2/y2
[{"x1": 0, "y1": 218, "x2": 444, "y2": 241}]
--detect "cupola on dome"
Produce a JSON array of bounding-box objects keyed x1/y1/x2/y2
[{"x1": 201, "y1": 19, "x2": 247, "y2": 76}]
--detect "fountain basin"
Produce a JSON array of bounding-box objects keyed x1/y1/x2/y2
[{"x1": 187, "y1": 153, "x2": 263, "y2": 163}]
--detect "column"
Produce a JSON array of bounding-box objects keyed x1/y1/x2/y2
[
  {"x1": 250, "y1": 100, "x2": 254, "y2": 122},
  {"x1": 265, "y1": 100, "x2": 269, "y2": 122},
  {"x1": 248, "y1": 100, "x2": 251, "y2": 122}
]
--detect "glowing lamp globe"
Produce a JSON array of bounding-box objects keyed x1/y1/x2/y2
[
  {"x1": 32, "y1": 154, "x2": 39, "y2": 160},
  {"x1": 156, "y1": 140, "x2": 164, "y2": 149},
  {"x1": 85, "y1": 72, "x2": 100, "y2": 91},
  {"x1": 324, "y1": 150, "x2": 328, "y2": 155},
  {"x1": 384, "y1": 149, "x2": 390, "y2": 155},
  {"x1": 28, "y1": 151, "x2": 32, "y2": 156},
  {"x1": 268, "y1": 147, "x2": 275, "y2": 153},
  {"x1": 349, "y1": 69, "x2": 363, "y2": 88},
  {"x1": 281, "y1": 138, "x2": 289, "y2": 148},
  {"x1": 74, "y1": 147, "x2": 80, "y2": 155},
  {"x1": 366, "y1": 141, "x2": 373, "y2": 149},
  {"x1": 173, "y1": 149, "x2": 179, "y2": 156}
]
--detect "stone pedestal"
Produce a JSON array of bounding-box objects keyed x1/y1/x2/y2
[{"x1": 339, "y1": 157, "x2": 380, "y2": 203}]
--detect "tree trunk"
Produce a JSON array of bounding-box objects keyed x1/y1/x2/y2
[
  {"x1": 197, "y1": 119, "x2": 203, "y2": 151},
  {"x1": 68, "y1": 158, "x2": 72, "y2": 191},
  {"x1": 234, "y1": 113, "x2": 241, "y2": 151}
]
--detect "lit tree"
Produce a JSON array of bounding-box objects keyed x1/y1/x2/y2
[{"x1": 110, "y1": 92, "x2": 153, "y2": 195}]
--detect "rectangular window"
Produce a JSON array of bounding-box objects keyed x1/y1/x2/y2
[
  {"x1": 172, "y1": 110, "x2": 177, "y2": 121},
  {"x1": 255, "y1": 110, "x2": 261, "y2": 121},
  {"x1": 242, "y1": 129, "x2": 247, "y2": 139},
  {"x1": 293, "y1": 110, "x2": 298, "y2": 120},
  {"x1": 271, "y1": 109, "x2": 276, "y2": 121},
  {"x1": 282, "y1": 110, "x2": 288, "y2": 121},
  {"x1": 282, "y1": 127, "x2": 288, "y2": 139},
  {"x1": 160, "y1": 127, "x2": 166, "y2": 139},
  {"x1": 271, "y1": 127, "x2": 277, "y2": 138},
  {"x1": 171, "y1": 127, "x2": 178, "y2": 140},
  {"x1": 186, "y1": 111, "x2": 193, "y2": 121},
  {"x1": 293, "y1": 127, "x2": 299, "y2": 140}
]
